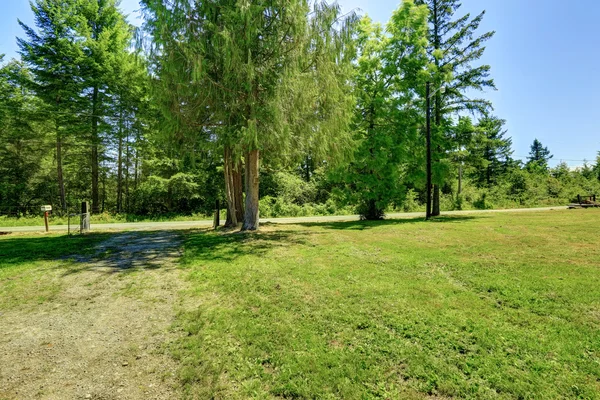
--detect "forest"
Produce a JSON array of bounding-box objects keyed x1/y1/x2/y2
[{"x1": 1, "y1": 0, "x2": 599, "y2": 230}]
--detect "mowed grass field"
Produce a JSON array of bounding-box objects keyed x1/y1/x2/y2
[
  {"x1": 176, "y1": 210, "x2": 600, "y2": 399},
  {"x1": 1, "y1": 210, "x2": 599, "y2": 399}
]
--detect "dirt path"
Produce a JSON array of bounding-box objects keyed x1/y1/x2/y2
[{"x1": 0, "y1": 231, "x2": 188, "y2": 400}]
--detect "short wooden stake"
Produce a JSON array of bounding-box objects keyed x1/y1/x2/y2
[{"x1": 44, "y1": 211, "x2": 49, "y2": 233}]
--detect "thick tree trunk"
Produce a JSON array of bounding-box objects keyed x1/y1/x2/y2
[
  {"x1": 242, "y1": 149, "x2": 260, "y2": 231},
  {"x1": 432, "y1": 184, "x2": 440, "y2": 216},
  {"x1": 56, "y1": 128, "x2": 66, "y2": 212},
  {"x1": 224, "y1": 147, "x2": 238, "y2": 227},
  {"x1": 233, "y1": 162, "x2": 244, "y2": 222},
  {"x1": 91, "y1": 85, "x2": 100, "y2": 214}
]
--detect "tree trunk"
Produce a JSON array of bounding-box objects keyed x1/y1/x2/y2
[
  {"x1": 56, "y1": 127, "x2": 66, "y2": 212},
  {"x1": 432, "y1": 184, "x2": 440, "y2": 216},
  {"x1": 242, "y1": 149, "x2": 260, "y2": 231},
  {"x1": 116, "y1": 106, "x2": 124, "y2": 213},
  {"x1": 432, "y1": 0, "x2": 442, "y2": 218},
  {"x1": 91, "y1": 85, "x2": 100, "y2": 214},
  {"x1": 458, "y1": 163, "x2": 463, "y2": 197},
  {"x1": 224, "y1": 147, "x2": 238, "y2": 227},
  {"x1": 233, "y1": 161, "x2": 244, "y2": 222}
]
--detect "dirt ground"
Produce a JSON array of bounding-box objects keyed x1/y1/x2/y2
[{"x1": 0, "y1": 231, "x2": 189, "y2": 400}]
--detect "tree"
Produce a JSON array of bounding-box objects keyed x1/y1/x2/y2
[
  {"x1": 527, "y1": 138, "x2": 553, "y2": 171},
  {"x1": 18, "y1": 0, "x2": 134, "y2": 214},
  {"x1": 337, "y1": 2, "x2": 429, "y2": 220},
  {"x1": 17, "y1": 0, "x2": 85, "y2": 211},
  {"x1": 0, "y1": 60, "x2": 52, "y2": 213},
  {"x1": 467, "y1": 116, "x2": 513, "y2": 186},
  {"x1": 142, "y1": 0, "x2": 357, "y2": 230},
  {"x1": 78, "y1": 0, "x2": 134, "y2": 214},
  {"x1": 415, "y1": 0, "x2": 495, "y2": 216}
]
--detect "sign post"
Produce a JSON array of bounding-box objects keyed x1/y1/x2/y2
[{"x1": 41, "y1": 205, "x2": 52, "y2": 232}]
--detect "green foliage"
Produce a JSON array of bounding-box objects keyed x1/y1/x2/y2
[
  {"x1": 527, "y1": 138, "x2": 553, "y2": 171},
  {"x1": 335, "y1": 2, "x2": 429, "y2": 220}
]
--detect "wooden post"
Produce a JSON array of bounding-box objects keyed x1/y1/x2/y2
[
  {"x1": 44, "y1": 211, "x2": 49, "y2": 233},
  {"x1": 213, "y1": 199, "x2": 220, "y2": 229},
  {"x1": 81, "y1": 201, "x2": 90, "y2": 233}
]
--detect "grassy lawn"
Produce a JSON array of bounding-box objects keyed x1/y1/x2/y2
[
  {"x1": 175, "y1": 210, "x2": 600, "y2": 399},
  {"x1": 0, "y1": 232, "x2": 108, "y2": 309}
]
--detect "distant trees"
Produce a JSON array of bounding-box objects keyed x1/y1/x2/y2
[{"x1": 2, "y1": 0, "x2": 598, "y2": 221}]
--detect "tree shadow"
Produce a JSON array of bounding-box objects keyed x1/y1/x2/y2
[
  {"x1": 0, "y1": 233, "x2": 110, "y2": 270},
  {"x1": 63, "y1": 230, "x2": 185, "y2": 275},
  {"x1": 183, "y1": 228, "x2": 317, "y2": 265},
  {"x1": 294, "y1": 215, "x2": 480, "y2": 231}
]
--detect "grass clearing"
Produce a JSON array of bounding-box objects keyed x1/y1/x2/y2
[{"x1": 174, "y1": 210, "x2": 600, "y2": 399}]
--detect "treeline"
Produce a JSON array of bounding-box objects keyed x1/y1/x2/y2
[{"x1": 0, "y1": 0, "x2": 598, "y2": 228}]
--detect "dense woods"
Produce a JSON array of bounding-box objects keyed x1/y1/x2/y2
[{"x1": 1, "y1": 0, "x2": 599, "y2": 228}]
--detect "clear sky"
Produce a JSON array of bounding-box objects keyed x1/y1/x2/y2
[{"x1": 2, "y1": 0, "x2": 599, "y2": 167}]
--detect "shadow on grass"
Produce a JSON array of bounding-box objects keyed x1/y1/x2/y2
[
  {"x1": 0, "y1": 233, "x2": 110, "y2": 270},
  {"x1": 184, "y1": 228, "x2": 316, "y2": 265},
  {"x1": 294, "y1": 215, "x2": 480, "y2": 231}
]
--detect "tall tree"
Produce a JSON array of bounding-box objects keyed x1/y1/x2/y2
[
  {"x1": 415, "y1": 0, "x2": 495, "y2": 216},
  {"x1": 527, "y1": 138, "x2": 553, "y2": 171},
  {"x1": 0, "y1": 60, "x2": 51, "y2": 212},
  {"x1": 18, "y1": 0, "x2": 85, "y2": 211},
  {"x1": 78, "y1": 0, "x2": 133, "y2": 214},
  {"x1": 142, "y1": 0, "x2": 357, "y2": 230},
  {"x1": 337, "y1": 2, "x2": 429, "y2": 220}
]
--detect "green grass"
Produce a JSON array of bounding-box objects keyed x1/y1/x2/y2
[
  {"x1": 0, "y1": 212, "x2": 219, "y2": 227},
  {"x1": 174, "y1": 210, "x2": 600, "y2": 399},
  {"x1": 0, "y1": 232, "x2": 108, "y2": 309}
]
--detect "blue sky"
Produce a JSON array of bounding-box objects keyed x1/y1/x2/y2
[{"x1": 2, "y1": 0, "x2": 599, "y2": 167}]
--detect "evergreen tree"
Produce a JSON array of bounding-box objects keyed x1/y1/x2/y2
[
  {"x1": 78, "y1": 0, "x2": 134, "y2": 214},
  {"x1": 527, "y1": 139, "x2": 553, "y2": 171},
  {"x1": 0, "y1": 60, "x2": 52, "y2": 212},
  {"x1": 17, "y1": 0, "x2": 85, "y2": 211},
  {"x1": 415, "y1": 0, "x2": 495, "y2": 216},
  {"x1": 141, "y1": 0, "x2": 357, "y2": 230},
  {"x1": 467, "y1": 116, "x2": 513, "y2": 186},
  {"x1": 337, "y1": 2, "x2": 429, "y2": 220}
]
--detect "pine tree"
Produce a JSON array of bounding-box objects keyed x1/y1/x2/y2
[
  {"x1": 17, "y1": 0, "x2": 85, "y2": 211},
  {"x1": 77, "y1": 0, "x2": 134, "y2": 214},
  {"x1": 467, "y1": 116, "x2": 513, "y2": 186},
  {"x1": 0, "y1": 60, "x2": 52, "y2": 212},
  {"x1": 415, "y1": 0, "x2": 495, "y2": 216},
  {"x1": 141, "y1": 0, "x2": 357, "y2": 230},
  {"x1": 527, "y1": 139, "x2": 553, "y2": 171}
]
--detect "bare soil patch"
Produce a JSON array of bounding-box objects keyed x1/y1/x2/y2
[{"x1": 0, "y1": 231, "x2": 188, "y2": 400}]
